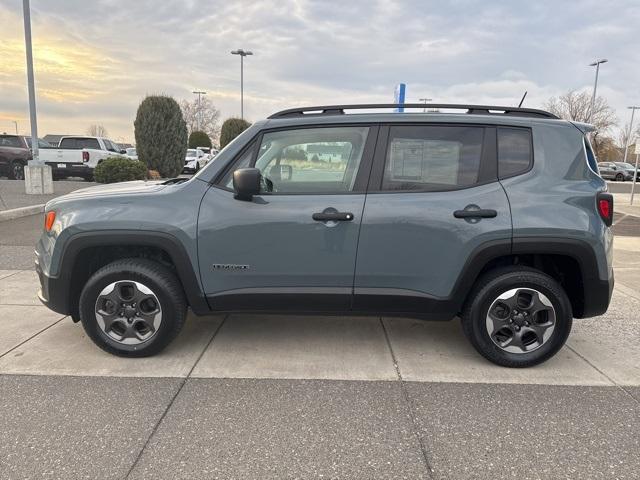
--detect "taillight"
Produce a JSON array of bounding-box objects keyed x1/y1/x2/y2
[
  {"x1": 596, "y1": 192, "x2": 613, "y2": 226},
  {"x1": 82, "y1": 151, "x2": 90, "y2": 162},
  {"x1": 44, "y1": 211, "x2": 56, "y2": 232}
]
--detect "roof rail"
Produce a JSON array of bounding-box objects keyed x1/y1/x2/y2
[{"x1": 268, "y1": 103, "x2": 559, "y2": 120}]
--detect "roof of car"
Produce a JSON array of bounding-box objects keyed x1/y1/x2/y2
[{"x1": 258, "y1": 104, "x2": 583, "y2": 131}]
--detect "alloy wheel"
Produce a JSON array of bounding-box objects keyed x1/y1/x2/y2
[
  {"x1": 94, "y1": 280, "x2": 162, "y2": 345},
  {"x1": 485, "y1": 288, "x2": 556, "y2": 354}
]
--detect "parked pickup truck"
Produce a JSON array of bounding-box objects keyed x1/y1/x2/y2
[{"x1": 40, "y1": 136, "x2": 125, "y2": 180}]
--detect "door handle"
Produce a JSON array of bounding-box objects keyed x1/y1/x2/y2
[
  {"x1": 453, "y1": 208, "x2": 497, "y2": 219},
  {"x1": 312, "y1": 211, "x2": 354, "y2": 222}
]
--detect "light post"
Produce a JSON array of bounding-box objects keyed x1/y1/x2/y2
[
  {"x1": 192, "y1": 90, "x2": 206, "y2": 131},
  {"x1": 12, "y1": 121, "x2": 18, "y2": 135},
  {"x1": 419, "y1": 98, "x2": 432, "y2": 113},
  {"x1": 230, "y1": 49, "x2": 253, "y2": 120},
  {"x1": 22, "y1": 0, "x2": 52, "y2": 193},
  {"x1": 588, "y1": 59, "x2": 607, "y2": 122},
  {"x1": 623, "y1": 106, "x2": 640, "y2": 164}
]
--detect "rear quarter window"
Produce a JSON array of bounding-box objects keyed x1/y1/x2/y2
[{"x1": 497, "y1": 127, "x2": 532, "y2": 179}]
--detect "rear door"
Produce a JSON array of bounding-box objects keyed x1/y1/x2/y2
[
  {"x1": 354, "y1": 124, "x2": 512, "y2": 318},
  {"x1": 197, "y1": 124, "x2": 377, "y2": 312}
]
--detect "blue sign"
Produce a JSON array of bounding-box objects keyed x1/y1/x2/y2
[{"x1": 394, "y1": 83, "x2": 406, "y2": 112}]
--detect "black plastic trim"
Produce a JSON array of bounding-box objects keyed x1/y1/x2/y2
[
  {"x1": 43, "y1": 231, "x2": 210, "y2": 316},
  {"x1": 207, "y1": 287, "x2": 352, "y2": 312}
]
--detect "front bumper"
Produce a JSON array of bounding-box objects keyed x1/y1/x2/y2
[{"x1": 35, "y1": 253, "x2": 70, "y2": 315}]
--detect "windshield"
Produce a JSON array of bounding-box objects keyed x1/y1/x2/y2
[{"x1": 186, "y1": 149, "x2": 197, "y2": 158}]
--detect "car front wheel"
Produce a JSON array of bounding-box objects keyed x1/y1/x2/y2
[
  {"x1": 461, "y1": 266, "x2": 572, "y2": 368},
  {"x1": 79, "y1": 258, "x2": 187, "y2": 357},
  {"x1": 9, "y1": 161, "x2": 25, "y2": 180}
]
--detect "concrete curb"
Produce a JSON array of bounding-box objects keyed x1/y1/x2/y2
[{"x1": 0, "y1": 204, "x2": 45, "y2": 222}]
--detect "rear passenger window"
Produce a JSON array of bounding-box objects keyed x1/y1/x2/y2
[
  {"x1": 497, "y1": 127, "x2": 532, "y2": 178},
  {"x1": 381, "y1": 126, "x2": 484, "y2": 191}
]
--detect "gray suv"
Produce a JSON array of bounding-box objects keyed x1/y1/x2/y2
[{"x1": 35, "y1": 104, "x2": 614, "y2": 367}]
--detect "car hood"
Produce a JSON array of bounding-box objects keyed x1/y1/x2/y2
[{"x1": 52, "y1": 180, "x2": 168, "y2": 201}]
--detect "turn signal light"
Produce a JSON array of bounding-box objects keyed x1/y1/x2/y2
[{"x1": 44, "y1": 211, "x2": 56, "y2": 231}]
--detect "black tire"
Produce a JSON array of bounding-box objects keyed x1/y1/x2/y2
[
  {"x1": 79, "y1": 258, "x2": 187, "y2": 357},
  {"x1": 616, "y1": 173, "x2": 624, "y2": 181},
  {"x1": 8, "y1": 161, "x2": 25, "y2": 180},
  {"x1": 461, "y1": 266, "x2": 572, "y2": 368}
]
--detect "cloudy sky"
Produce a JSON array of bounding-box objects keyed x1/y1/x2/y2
[{"x1": 1, "y1": 0, "x2": 639, "y2": 143}]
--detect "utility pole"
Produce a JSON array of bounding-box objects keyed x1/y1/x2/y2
[
  {"x1": 419, "y1": 98, "x2": 432, "y2": 113},
  {"x1": 588, "y1": 59, "x2": 607, "y2": 123},
  {"x1": 623, "y1": 106, "x2": 640, "y2": 164},
  {"x1": 231, "y1": 49, "x2": 253, "y2": 120},
  {"x1": 13, "y1": 121, "x2": 18, "y2": 135},
  {"x1": 192, "y1": 90, "x2": 206, "y2": 131}
]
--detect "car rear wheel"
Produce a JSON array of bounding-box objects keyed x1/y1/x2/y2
[
  {"x1": 9, "y1": 161, "x2": 25, "y2": 180},
  {"x1": 461, "y1": 266, "x2": 572, "y2": 368},
  {"x1": 616, "y1": 173, "x2": 624, "y2": 181},
  {"x1": 79, "y1": 258, "x2": 187, "y2": 357}
]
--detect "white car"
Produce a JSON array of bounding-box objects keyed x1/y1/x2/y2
[
  {"x1": 182, "y1": 148, "x2": 207, "y2": 174},
  {"x1": 125, "y1": 147, "x2": 138, "y2": 160}
]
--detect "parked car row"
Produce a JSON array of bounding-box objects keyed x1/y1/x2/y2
[
  {"x1": 182, "y1": 147, "x2": 218, "y2": 174},
  {"x1": 0, "y1": 134, "x2": 140, "y2": 181},
  {"x1": 598, "y1": 161, "x2": 640, "y2": 181}
]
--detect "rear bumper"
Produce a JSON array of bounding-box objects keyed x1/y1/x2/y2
[
  {"x1": 579, "y1": 269, "x2": 614, "y2": 318},
  {"x1": 45, "y1": 162, "x2": 93, "y2": 177}
]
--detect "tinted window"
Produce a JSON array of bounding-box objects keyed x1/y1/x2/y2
[
  {"x1": 220, "y1": 142, "x2": 256, "y2": 188},
  {"x1": 253, "y1": 126, "x2": 369, "y2": 193},
  {"x1": 584, "y1": 138, "x2": 598, "y2": 173},
  {"x1": 498, "y1": 127, "x2": 532, "y2": 178},
  {"x1": 77, "y1": 138, "x2": 100, "y2": 150},
  {"x1": 0, "y1": 136, "x2": 23, "y2": 148},
  {"x1": 381, "y1": 125, "x2": 483, "y2": 191}
]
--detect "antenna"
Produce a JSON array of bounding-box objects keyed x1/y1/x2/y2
[{"x1": 518, "y1": 91, "x2": 528, "y2": 108}]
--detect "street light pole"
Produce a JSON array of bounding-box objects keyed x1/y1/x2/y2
[
  {"x1": 623, "y1": 106, "x2": 640, "y2": 164},
  {"x1": 192, "y1": 90, "x2": 206, "y2": 131},
  {"x1": 23, "y1": 0, "x2": 39, "y2": 164},
  {"x1": 419, "y1": 98, "x2": 432, "y2": 113},
  {"x1": 13, "y1": 121, "x2": 18, "y2": 135},
  {"x1": 231, "y1": 49, "x2": 253, "y2": 120},
  {"x1": 588, "y1": 59, "x2": 608, "y2": 123}
]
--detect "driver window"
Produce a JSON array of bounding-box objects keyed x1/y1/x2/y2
[{"x1": 254, "y1": 126, "x2": 369, "y2": 194}]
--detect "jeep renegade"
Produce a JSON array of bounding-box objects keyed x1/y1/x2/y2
[{"x1": 35, "y1": 104, "x2": 614, "y2": 367}]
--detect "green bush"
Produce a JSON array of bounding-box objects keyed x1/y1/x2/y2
[
  {"x1": 220, "y1": 118, "x2": 251, "y2": 148},
  {"x1": 134, "y1": 95, "x2": 187, "y2": 178},
  {"x1": 94, "y1": 156, "x2": 148, "y2": 184},
  {"x1": 188, "y1": 131, "x2": 212, "y2": 149}
]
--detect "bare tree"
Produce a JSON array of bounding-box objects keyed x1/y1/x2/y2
[
  {"x1": 86, "y1": 124, "x2": 109, "y2": 137},
  {"x1": 180, "y1": 97, "x2": 221, "y2": 144},
  {"x1": 618, "y1": 122, "x2": 640, "y2": 153},
  {"x1": 545, "y1": 90, "x2": 618, "y2": 158}
]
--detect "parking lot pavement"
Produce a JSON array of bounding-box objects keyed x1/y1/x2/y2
[
  {"x1": 0, "y1": 375, "x2": 182, "y2": 480},
  {"x1": 0, "y1": 178, "x2": 95, "y2": 211}
]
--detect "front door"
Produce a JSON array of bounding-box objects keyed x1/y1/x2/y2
[{"x1": 197, "y1": 125, "x2": 377, "y2": 312}]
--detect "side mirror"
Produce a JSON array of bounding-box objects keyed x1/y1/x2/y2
[
  {"x1": 120, "y1": 149, "x2": 127, "y2": 155},
  {"x1": 233, "y1": 168, "x2": 261, "y2": 201}
]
